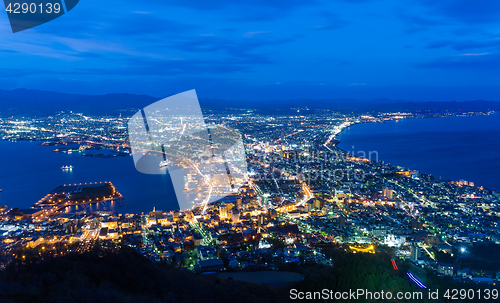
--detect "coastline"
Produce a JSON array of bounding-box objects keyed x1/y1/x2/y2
[{"x1": 335, "y1": 113, "x2": 500, "y2": 192}]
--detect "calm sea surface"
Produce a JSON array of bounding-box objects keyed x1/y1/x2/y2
[
  {"x1": 339, "y1": 114, "x2": 500, "y2": 191},
  {"x1": 0, "y1": 141, "x2": 179, "y2": 213}
]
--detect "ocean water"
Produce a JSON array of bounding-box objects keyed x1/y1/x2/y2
[
  {"x1": 0, "y1": 141, "x2": 179, "y2": 213},
  {"x1": 339, "y1": 114, "x2": 500, "y2": 191}
]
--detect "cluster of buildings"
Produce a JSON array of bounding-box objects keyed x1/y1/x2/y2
[
  {"x1": 0, "y1": 109, "x2": 499, "y2": 284},
  {"x1": 0, "y1": 112, "x2": 130, "y2": 155}
]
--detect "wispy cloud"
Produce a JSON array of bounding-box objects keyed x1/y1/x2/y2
[
  {"x1": 243, "y1": 31, "x2": 271, "y2": 38},
  {"x1": 427, "y1": 39, "x2": 500, "y2": 51},
  {"x1": 416, "y1": 53, "x2": 500, "y2": 69},
  {"x1": 460, "y1": 52, "x2": 490, "y2": 56},
  {"x1": 311, "y1": 11, "x2": 348, "y2": 31},
  {"x1": 416, "y1": 0, "x2": 500, "y2": 24}
]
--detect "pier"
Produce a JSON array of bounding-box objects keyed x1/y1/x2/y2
[{"x1": 32, "y1": 181, "x2": 127, "y2": 221}]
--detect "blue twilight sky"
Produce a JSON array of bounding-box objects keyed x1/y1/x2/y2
[{"x1": 1, "y1": 0, "x2": 500, "y2": 100}]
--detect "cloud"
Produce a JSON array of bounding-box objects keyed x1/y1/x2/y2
[
  {"x1": 416, "y1": 53, "x2": 500, "y2": 69},
  {"x1": 311, "y1": 11, "x2": 348, "y2": 31},
  {"x1": 426, "y1": 39, "x2": 500, "y2": 51},
  {"x1": 460, "y1": 52, "x2": 490, "y2": 56},
  {"x1": 161, "y1": 0, "x2": 316, "y2": 11},
  {"x1": 0, "y1": 57, "x2": 252, "y2": 80},
  {"x1": 146, "y1": 0, "x2": 319, "y2": 22},
  {"x1": 0, "y1": 68, "x2": 67, "y2": 77},
  {"x1": 243, "y1": 31, "x2": 271, "y2": 38},
  {"x1": 107, "y1": 15, "x2": 199, "y2": 36},
  {"x1": 128, "y1": 58, "x2": 253, "y2": 75},
  {"x1": 164, "y1": 34, "x2": 296, "y2": 66},
  {"x1": 426, "y1": 40, "x2": 453, "y2": 49},
  {"x1": 400, "y1": 14, "x2": 443, "y2": 27},
  {"x1": 397, "y1": 12, "x2": 448, "y2": 33},
  {"x1": 0, "y1": 39, "x2": 85, "y2": 60},
  {"x1": 311, "y1": 20, "x2": 346, "y2": 31},
  {"x1": 417, "y1": 0, "x2": 500, "y2": 24}
]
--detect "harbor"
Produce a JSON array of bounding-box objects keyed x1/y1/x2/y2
[{"x1": 32, "y1": 182, "x2": 128, "y2": 220}]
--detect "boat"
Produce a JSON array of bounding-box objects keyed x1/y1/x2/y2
[
  {"x1": 159, "y1": 160, "x2": 170, "y2": 168},
  {"x1": 61, "y1": 165, "x2": 74, "y2": 170}
]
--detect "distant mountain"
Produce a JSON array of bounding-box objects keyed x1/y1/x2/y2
[
  {"x1": 0, "y1": 89, "x2": 158, "y2": 117},
  {"x1": 201, "y1": 98, "x2": 500, "y2": 113},
  {"x1": 1, "y1": 88, "x2": 499, "y2": 117}
]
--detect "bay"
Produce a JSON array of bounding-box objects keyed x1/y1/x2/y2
[
  {"x1": 339, "y1": 114, "x2": 500, "y2": 191},
  {"x1": 0, "y1": 141, "x2": 179, "y2": 213}
]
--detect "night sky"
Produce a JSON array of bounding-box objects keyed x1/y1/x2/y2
[{"x1": 1, "y1": 0, "x2": 499, "y2": 100}]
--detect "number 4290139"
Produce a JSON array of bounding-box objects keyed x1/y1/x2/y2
[{"x1": 5, "y1": 2, "x2": 61, "y2": 14}]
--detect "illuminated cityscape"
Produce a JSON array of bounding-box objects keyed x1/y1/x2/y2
[
  {"x1": 3, "y1": 0, "x2": 500, "y2": 299},
  {"x1": 1, "y1": 108, "x2": 499, "y2": 289}
]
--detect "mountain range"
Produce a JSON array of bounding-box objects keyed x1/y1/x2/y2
[{"x1": 1, "y1": 88, "x2": 499, "y2": 117}]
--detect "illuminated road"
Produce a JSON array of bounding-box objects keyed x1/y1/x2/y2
[
  {"x1": 407, "y1": 272, "x2": 427, "y2": 289},
  {"x1": 186, "y1": 159, "x2": 213, "y2": 214},
  {"x1": 296, "y1": 182, "x2": 314, "y2": 207},
  {"x1": 323, "y1": 121, "x2": 351, "y2": 151},
  {"x1": 391, "y1": 258, "x2": 398, "y2": 270},
  {"x1": 276, "y1": 168, "x2": 313, "y2": 207},
  {"x1": 248, "y1": 179, "x2": 269, "y2": 208},
  {"x1": 189, "y1": 216, "x2": 214, "y2": 246}
]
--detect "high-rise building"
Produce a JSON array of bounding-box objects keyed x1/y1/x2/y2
[
  {"x1": 219, "y1": 203, "x2": 228, "y2": 219},
  {"x1": 258, "y1": 214, "x2": 265, "y2": 225},
  {"x1": 219, "y1": 203, "x2": 233, "y2": 220},
  {"x1": 231, "y1": 210, "x2": 240, "y2": 223},
  {"x1": 410, "y1": 244, "x2": 422, "y2": 261},
  {"x1": 383, "y1": 187, "x2": 394, "y2": 200},
  {"x1": 67, "y1": 223, "x2": 77, "y2": 234},
  {"x1": 313, "y1": 199, "x2": 324, "y2": 210}
]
